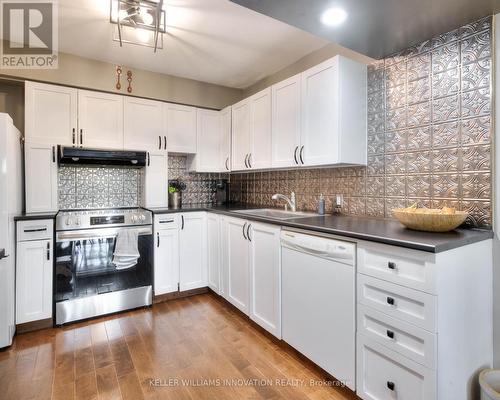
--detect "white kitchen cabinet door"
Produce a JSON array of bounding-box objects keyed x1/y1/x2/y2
[
  {"x1": 301, "y1": 57, "x2": 339, "y2": 166},
  {"x1": 231, "y1": 99, "x2": 251, "y2": 171},
  {"x1": 25, "y1": 81, "x2": 78, "y2": 146},
  {"x1": 249, "y1": 222, "x2": 281, "y2": 338},
  {"x1": 77, "y1": 90, "x2": 124, "y2": 149},
  {"x1": 179, "y1": 212, "x2": 207, "y2": 291},
  {"x1": 164, "y1": 103, "x2": 197, "y2": 153},
  {"x1": 226, "y1": 217, "x2": 250, "y2": 314},
  {"x1": 207, "y1": 213, "x2": 220, "y2": 293},
  {"x1": 124, "y1": 97, "x2": 165, "y2": 151},
  {"x1": 219, "y1": 216, "x2": 229, "y2": 299},
  {"x1": 16, "y1": 239, "x2": 53, "y2": 323},
  {"x1": 154, "y1": 229, "x2": 180, "y2": 295},
  {"x1": 144, "y1": 151, "x2": 168, "y2": 208},
  {"x1": 25, "y1": 142, "x2": 58, "y2": 213},
  {"x1": 249, "y1": 88, "x2": 272, "y2": 170},
  {"x1": 220, "y1": 106, "x2": 232, "y2": 172},
  {"x1": 195, "y1": 109, "x2": 221, "y2": 172},
  {"x1": 272, "y1": 75, "x2": 301, "y2": 168}
]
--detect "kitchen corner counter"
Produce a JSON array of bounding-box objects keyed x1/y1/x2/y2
[
  {"x1": 14, "y1": 212, "x2": 58, "y2": 221},
  {"x1": 145, "y1": 204, "x2": 493, "y2": 253}
]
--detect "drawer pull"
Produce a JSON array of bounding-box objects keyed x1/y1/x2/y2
[
  {"x1": 159, "y1": 220, "x2": 174, "y2": 224},
  {"x1": 387, "y1": 381, "x2": 395, "y2": 391},
  {"x1": 386, "y1": 330, "x2": 394, "y2": 339},
  {"x1": 24, "y1": 228, "x2": 47, "y2": 233},
  {"x1": 388, "y1": 261, "x2": 397, "y2": 270},
  {"x1": 386, "y1": 296, "x2": 395, "y2": 305}
]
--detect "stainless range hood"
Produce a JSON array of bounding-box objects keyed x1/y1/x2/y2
[{"x1": 58, "y1": 146, "x2": 147, "y2": 167}]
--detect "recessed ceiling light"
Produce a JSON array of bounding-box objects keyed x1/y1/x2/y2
[{"x1": 321, "y1": 7, "x2": 348, "y2": 26}]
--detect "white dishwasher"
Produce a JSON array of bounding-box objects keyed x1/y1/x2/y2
[{"x1": 281, "y1": 229, "x2": 356, "y2": 391}]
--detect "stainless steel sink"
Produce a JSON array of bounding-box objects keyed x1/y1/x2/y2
[{"x1": 232, "y1": 208, "x2": 317, "y2": 220}]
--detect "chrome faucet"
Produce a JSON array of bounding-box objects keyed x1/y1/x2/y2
[{"x1": 272, "y1": 192, "x2": 296, "y2": 212}]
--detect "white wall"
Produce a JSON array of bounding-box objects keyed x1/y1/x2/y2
[{"x1": 494, "y1": 13, "x2": 500, "y2": 367}]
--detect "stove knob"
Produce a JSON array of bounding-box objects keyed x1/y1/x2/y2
[
  {"x1": 131, "y1": 215, "x2": 137, "y2": 223},
  {"x1": 140, "y1": 214, "x2": 146, "y2": 222},
  {"x1": 75, "y1": 217, "x2": 81, "y2": 226},
  {"x1": 65, "y1": 217, "x2": 72, "y2": 226}
]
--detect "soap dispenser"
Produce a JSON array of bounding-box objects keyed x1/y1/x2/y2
[{"x1": 318, "y1": 194, "x2": 325, "y2": 215}]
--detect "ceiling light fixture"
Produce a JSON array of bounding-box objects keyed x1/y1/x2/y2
[
  {"x1": 321, "y1": 7, "x2": 348, "y2": 27},
  {"x1": 110, "y1": 0, "x2": 166, "y2": 52}
]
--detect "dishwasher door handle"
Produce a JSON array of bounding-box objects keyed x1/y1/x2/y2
[{"x1": 281, "y1": 242, "x2": 354, "y2": 264}]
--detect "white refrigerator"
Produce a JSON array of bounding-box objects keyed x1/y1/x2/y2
[{"x1": 0, "y1": 113, "x2": 22, "y2": 348}]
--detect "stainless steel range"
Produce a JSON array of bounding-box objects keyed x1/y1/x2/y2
[{"x1": 55, "y1": 208, "x2": 153, "y2": 325}]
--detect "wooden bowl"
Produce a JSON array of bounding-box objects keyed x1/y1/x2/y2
[{"x1": 392, "y1": 208, "x2": 468, "y2": 232}]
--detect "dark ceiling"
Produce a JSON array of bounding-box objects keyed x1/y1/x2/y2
[{"x1": 230, "y1": 0, "x2": 500, "y2": 59}]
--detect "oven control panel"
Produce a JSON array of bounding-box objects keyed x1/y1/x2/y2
[{"x1": 56, "y1": 208, "x2": 152, "y2": 231}]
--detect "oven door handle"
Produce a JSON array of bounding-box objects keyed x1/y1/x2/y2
[{"x1": 57, "y1": 226, "x2": 153, "y2": 241}]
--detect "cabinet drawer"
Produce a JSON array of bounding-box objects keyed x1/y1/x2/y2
[
  {"x1": 17, "y1": 219, "x2": 53, "y2": 241},
  {"x1": 357, "y1": 274, "x2": 437, "y2": 332},
  {"x1": 357, "y1": 333, "x2": 436, "y2": 400},
  {"x1": 357, "y1": 304, "x2": 436, "y2": 369},
  {"x1": 357, "y1": 242, "x2": 436, "y2": 294},
  {"x1": 154, "y1": 214, "x2": 178, "y2": 229}
]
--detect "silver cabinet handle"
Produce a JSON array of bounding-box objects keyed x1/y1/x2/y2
[
  {"x1": 242, "y1": 222, "x2": 247, "y2": 240},
  {"x1": 244, "y1": 154, "x2": 249, "y2": 168},
  {"x1": 247, "y1": 224, "x2": 252, "y2": 241},
  {"x1": 80, "y1": 129, "x2": 83, "y2": 146},
  {"x1": 46, "y1": 242, "x2": 50, "y2": 261},
  {"x1": 158, "y1": 136, "x2": 162, "y2": 150},
  {"x1": 164, "y1": 136, "x2": 167, "y2": 150},
  {"x1": 225, "y1": 157, "x2": 229, "y2": 171},
  {"x1": 72, "y1": 128, "x2": 76, "y2": 146},
  {"x1": 248, "y1": 153, "x2": 252, "y2": 168},
  {"x1": 293, "y1": 146, "x2": 298, "y2": 164},
  {"x1": 157, "y1": 232, "x2": 160, "y2": 247},
  {"x1": 147, "y1": 152, "x2": 150, "y2": 166},
  {"x1": 181, "y1": 215, "x2": 184, "y2": 230},
  {"x1": 299, "y1": 146, "x2": 304, "y2": 164}
]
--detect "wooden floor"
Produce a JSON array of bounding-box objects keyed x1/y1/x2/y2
[{"x1": 0, "y1": 293, "x2": 358, "y2": 400}]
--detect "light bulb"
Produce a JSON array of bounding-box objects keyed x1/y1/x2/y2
[
  {"x1": 136, "y1": 28, "x2": 150, "y2": 43},
  {"x1": 139, "y1": 7, "x2": 154, "y2": 25},
  {"x1": 321, "y1": 7, "x2": 348, "y2": 26}
]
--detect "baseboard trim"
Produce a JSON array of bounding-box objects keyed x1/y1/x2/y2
[
  {"x1": 16, "y1": 318, "x2": 53, "y2": 334},
  {"x1": 154, "y1": 286, "x2": 209, "y2": 304}
]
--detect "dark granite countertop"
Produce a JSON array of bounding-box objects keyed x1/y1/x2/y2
[
  {"x1": 14, "y1": 212, "x2": 58, "y2": 221},
  {"x1": 145, "y1": 203, "x2": 493, "y2": 253}
]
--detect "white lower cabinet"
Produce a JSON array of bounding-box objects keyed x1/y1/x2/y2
[
  {"x1": 249, "y1": 222, "x2": 281, "y2": 338},
  {"x1": 357, "y1": 334, "x2": 436, "y2": 400},
  {"x1": 16, "y1": 219, "x2": 54, "y2": 324},
  {"x1": 356, "y1": 239, "x2": 492, "y2": 400},
  {"x1": 207, "y1": 213, "x2": 220, "y2": 293},
  {"x1": 223, "y1": 217, "x2": 250, "y2": 314},
  {"x1": 179, "y1": 212, "x2": 207, "y2": 291},
  {"x1": 220, "y1": 216, "x2": 281, "y2": 338},
  {"x1": 154, "y1": 216, "x2": 179, "y2": 296}
]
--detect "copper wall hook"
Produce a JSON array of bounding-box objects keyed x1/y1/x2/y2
[
  {"x1": 127, "y1": 70, "x2": 133, "y2": 93},
  {"x1": 116, "y1": 66, "x2": 122, "y2": 90}
]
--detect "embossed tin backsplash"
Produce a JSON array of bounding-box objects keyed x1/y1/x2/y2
[
  {"x1": 59, "y1": 166, "x2": 142, "y2": 210},
  {"x1": 230, "y1": 16, "x2": 492, "y2": 228},
  {"x1": 58, "y1": 156, "x2": 224, "y2": 209}
]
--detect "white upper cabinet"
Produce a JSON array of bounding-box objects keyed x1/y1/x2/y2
[
  {"x1": 144, "y1": 151, "x2": 168, "y2": 208},
  {"x1": 249, "y1": 88, "x2": 272, "y2": 169},
  {"x1": 301, "y1": 55, "x2": 367, "y2": 167},
  {"x1": 124, "y1": 97, "x2": 165, "y2": 151},
  {"x1": 272, "y1": 74, "x2": 301, "y2": 168},
  {"x1": 25, "y1": 81, "x2": 78, "y2": 146},
  {"x1": 220, "y1": 106, "x2": 232, "y2": 172},
  {"x1": 25, "y1": 142, "x2": 58, "y2": 213},
  {"x1": 193, "y1": 109, "x2": 221, "y2": 172},
  {"x1": 164, "y1": 103, "x2": 197, "y2": 153},
  {"x1": 231, "y1": 98, "x2": 251, "y2": 171},
  {"x1": 77, "y1": 90, "x2": 124, "y2": 149}
]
